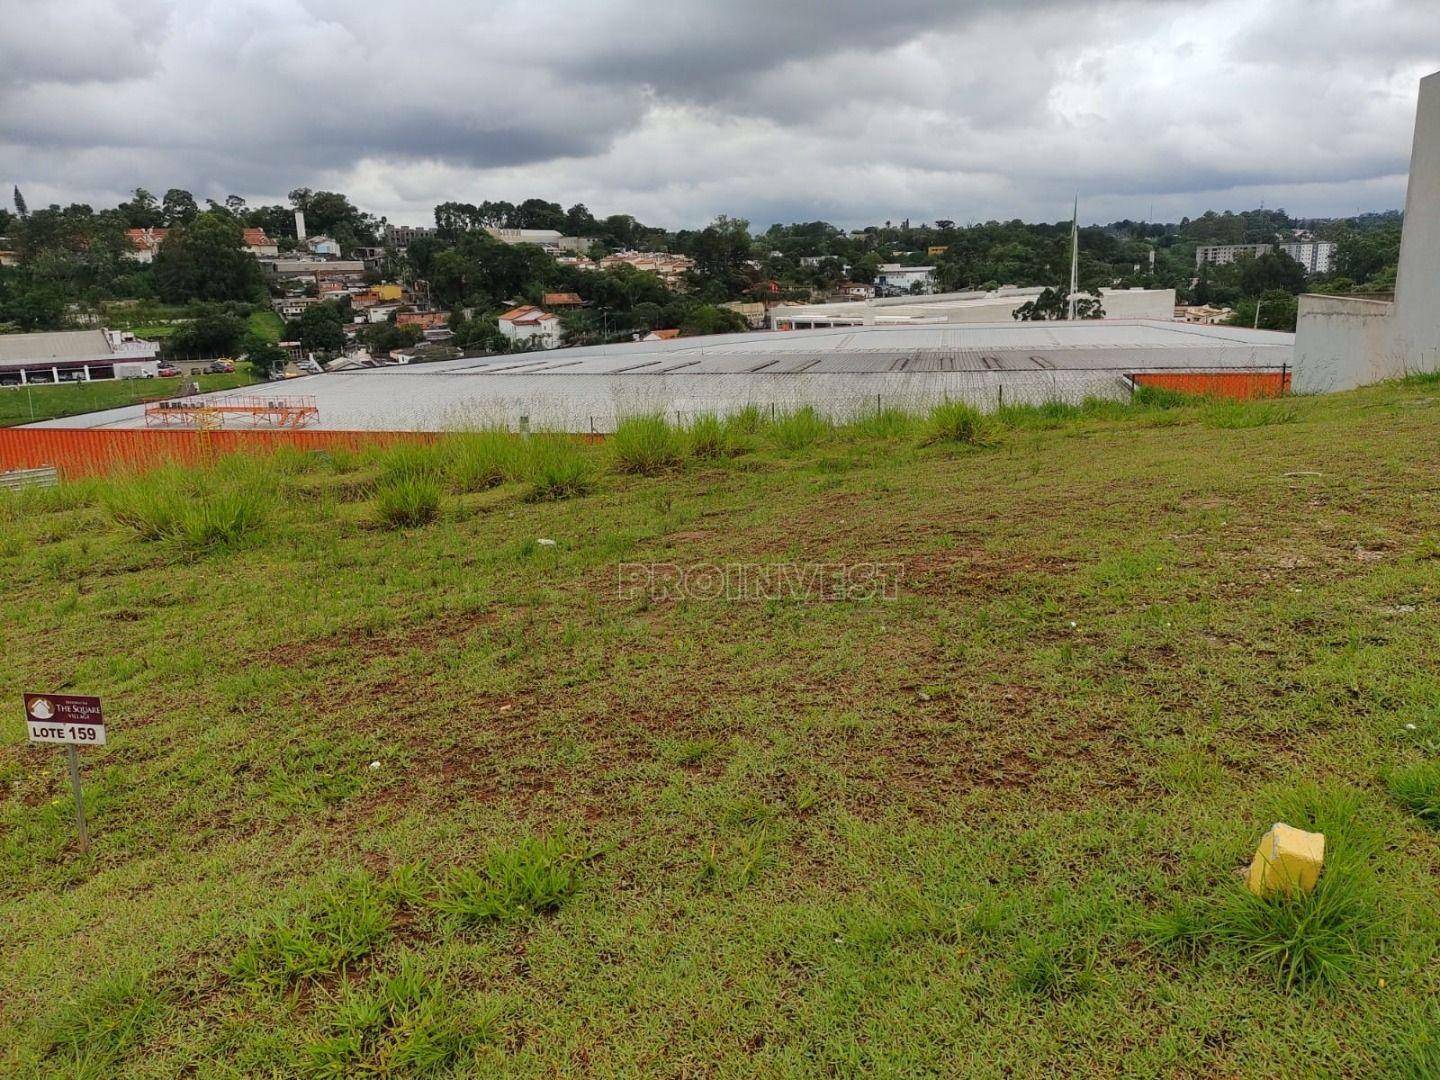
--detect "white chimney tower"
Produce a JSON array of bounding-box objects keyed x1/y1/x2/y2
[{"x1": 294, "y1": 209, "x2": 307, "y2": 242}]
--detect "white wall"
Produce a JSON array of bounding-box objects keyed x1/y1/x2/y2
[{"x1": 1294, "y1": 70, "x2": 1440, "y2": 391}]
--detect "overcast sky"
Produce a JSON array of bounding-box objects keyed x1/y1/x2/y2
[{"x1": 3, "y1": 0, "x2": 1438, "y2": 229}]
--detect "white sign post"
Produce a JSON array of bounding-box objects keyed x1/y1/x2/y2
[{"x1": 24, "y1": 694, "x2": 105, "y2": 854}]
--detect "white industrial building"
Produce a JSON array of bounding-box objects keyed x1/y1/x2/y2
[
  {"x1": 1294, "y1": 70, "x2": 1440, "y2": 391},
  {"x1": 0, "y1": 329, "x2": 160, "y2": 385},
  {"x1": 29, "y1": 320, "x2": 1291, "y2": 433},
  {"x1": 770, "y1": 286, "x2": 1176, "y2": 329},
  {"x1": 874, "y1": 264, "x2": 935, "y2": 294}
]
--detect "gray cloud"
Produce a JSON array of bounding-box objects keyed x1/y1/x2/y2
[{"x1": 2, "y1": 0, "x2": 1437, "y2": 226}]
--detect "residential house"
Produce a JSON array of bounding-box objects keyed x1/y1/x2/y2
[
  {"x1": 395, "y1": 310, "x2": 448, "y2": 330},
  {"x1": 543, "y1": 292, "x2": 584, "y2": 309},
  {"x1": 597, "y1": 251, "x2": 696, "y2": 288},
  {"x1": 303, "y1": 235, "x2": 342, "y2": 258},
  {"x1": 241, "y1": 228, "x2": 278, "y2": 257},
  {"x1": 124, "y1": 227, "x2": 169, "y2": 263},
  {"x1": 497, "y1": 305, "x2": 561, "y2": 349},
  {"x1": 834, "y1": 282, "x2": 876, "y2": 300}
]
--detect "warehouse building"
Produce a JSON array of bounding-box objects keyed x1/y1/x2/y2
[
  {"x1": 770, "y1": 287, "x2": 1175, "y2": 329},
  {"x1": 27, "y1": 319, "x2": 1292, "y2": 433},
  {"x1": 0, "y1": 329, "x2": 160, "y2": 385}
]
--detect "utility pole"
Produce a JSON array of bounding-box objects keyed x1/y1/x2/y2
[
  {"x1": 1254, "y1": 298, "x2": 1263, "y2": 330},
  {"x1": 1068, "y1": 193, "x2": 1079, "y2": 321}
]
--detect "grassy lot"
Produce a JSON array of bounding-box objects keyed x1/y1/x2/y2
[
  {"x1": 3, "y1": 384, "x2": 1440, "y2": 1075},
  {"x1": 0, "y1": 367, "x2": 260, "y2": 427},
  {"x1": 247, "y1": 309, "x2": 285, "y2": 343}
]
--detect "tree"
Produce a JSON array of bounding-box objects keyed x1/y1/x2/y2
[
  {"x1": 291, "y1": 302, "x2": 347, "y2": 356},
  {"x1": 1238, "y1": 251, "x2": 1307, "y2": 296},
  {"x1": 152, "y1": 212, "x2": 265, "y2": 302},
  {"x1": 162, "y1": 189, "x2": 200, "y2": 226},
  {"x1": 1230, "y1": 289, "x2": 1298, "y2": 332},
  {"x1": 242, "y1": 334, "x2": 289, "y2": 378},
  {"x1": 117, "y1": 188, "x2": 163, "y2": 228},
  {"x1": 165, "y1": 310, "x2": 247, "y2": 359},
  {"x1": 1012, "y1": 287, "x2": 1105, "y2": 320},
  {"x1": 13, "y1": 186, "x2": 28, "y2": 219}
]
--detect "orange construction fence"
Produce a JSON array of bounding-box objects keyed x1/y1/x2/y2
[
  {"x1": 0, "y1": 427, "x2": 433, "y2": 478},
  {"x1": 1130, "y1": 369, "x2": 1291, "y2": 400}
]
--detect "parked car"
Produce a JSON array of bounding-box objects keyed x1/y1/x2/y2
[
  {"x1": 203, "y1": 359, "x2": 235, "y2": 374},
  {"x1": 156, "y1": 365, "x2": 180, "y2": 378}
]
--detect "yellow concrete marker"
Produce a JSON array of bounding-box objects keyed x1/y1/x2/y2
[{"x1": 1246, "y1": 822, "x2": 1326, "y2": 899}]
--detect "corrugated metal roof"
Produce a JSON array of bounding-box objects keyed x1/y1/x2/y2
[
  {"x1": 0, "y1": 330, "x2": 113, "y2": 364},
  {"x1": 29, "y1": 319, "x2": 1294, "y2": 433}
]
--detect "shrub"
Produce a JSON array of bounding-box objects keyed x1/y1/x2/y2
[
  {"x1": 1387, "y1": 761, "x2": 1440, "y2": 824},
  {"x1": 444, "y1": 429, "x2": 522, "y2": 492},
  {"x1": 923, "y1": 399, "x2": 990, "y2": 446},
  {"x1": 522, "y1": 436, "x2": 594, "y2": 502},
  {"x1": 431, "y1": 835, "x2": 581, "y2": 927},
  {"x1": 770, "y1": 406, "x2": 831, "y2": 450},
  {"x1": 611, "y1": 413, "x2": 684, "y2": 475},
  {"x1": 372, "y1": 476, "x2": 442, "y2": 529}
]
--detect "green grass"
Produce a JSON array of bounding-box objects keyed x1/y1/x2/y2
[
  {"x1": 0, "y1": 368, "x2": 260, "y2": 427},
  {"x1": 6, "y1": 380, "x2": 1440, "y2": 1075},
  {"x1": 247, "y1": 309, "x2": 285, "y2": 344}
]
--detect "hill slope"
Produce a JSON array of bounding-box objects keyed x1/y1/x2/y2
[{"x1": 3, "y1": 386, "x2": 1440, "y2": 1076}]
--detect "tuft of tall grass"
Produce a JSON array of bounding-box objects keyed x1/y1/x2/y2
[
  {"x1": 1201, "y1": 400, "x2": 1299, "y2": 429},
  {"x1": 844, "y1": 407, "x2": 917, "y2": 440},
  {"x1": 521, "y1": 436, "x2": 594, "y2": 502},
  {"x1": 1209, "y1": 841, "x2": 1380, "y2": 989},
  {"x1": 372, "y1": 476, "x2": 442, "y2": 529},
  {"x1": 444, "y1": 428, "x2": 522, "y2": 492},
  {"x1": 1386, "y1": 761, "x2": 1440, "y2": 824},
  {"x1": 103, "y1": 468, "x2": 269, "y2": 551},
  {"x1": 683, "y1": 413, "x2": 738, "y2": 459},
  {"x1": 171, "y1": 487, "x2": 271, "y2": 550},
  {"x1": 375, "y1": 439, "x2": 446, "y2": 483},
  {"x1": 770, "y1": 406, "x2": 831, "y2": 450},
  {"x1": 610, "y1": 413, "x2": 685, "y2": 474},
  {"x1": 922, "y1": 399, "x2": 990, "y2": 446},
  {"x1": 231, "y1": 874, "x2": 393, "y2": 986},
  {"x1": 1131, "y1": 385, "x2": 1193, "y2": 409},
  {"x1": 1147, "y1": 785, "x2": 1385, "y2": 989},
  {"x1": 431, "y1": 835, "x2": 581, "y2": 926}
]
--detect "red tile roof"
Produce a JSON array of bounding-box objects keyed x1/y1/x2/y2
[
  {"x1": 499, "y1": 305, "x2": 556, "y2": 325},
  {"x1": 241, "y1": 228, "x2": 272, "y2": 248},
  {"x1": 125, "y1": 227, "x2": 168, "y2": 250}
]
